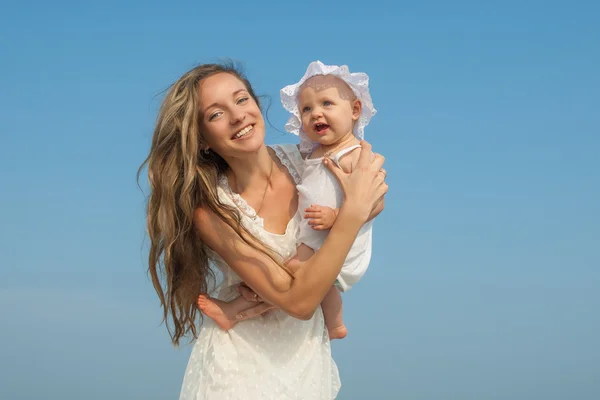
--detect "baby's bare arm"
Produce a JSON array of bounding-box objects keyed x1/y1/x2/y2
[{"x1": 304, "y1": 205, "x2": 338, "y2": 230}]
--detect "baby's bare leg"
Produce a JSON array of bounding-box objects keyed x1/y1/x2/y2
[
  {"x1": 321, "y1": 286, "x2": 347, "y2": 340},
  {"x1": 291, "y1": 243, "x2": 347, "y2": 340},
  {"x1": 197, "y1": 294, "x2": 258, "y2": 331},
  {"x1": 286, "y1": 243, "x2": 315, "y2": 271}
]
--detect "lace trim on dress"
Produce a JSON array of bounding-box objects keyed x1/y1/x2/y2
[
  {"x1": 218, "y1": 174, "x2": 265, "y2": 226},
  {"x1": 271, "y1": 145, "x2": 301, "y2": 185}
]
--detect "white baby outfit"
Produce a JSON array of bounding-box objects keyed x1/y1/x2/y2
[
  {"x1": 281, "y1": 60, "x2": 377, "y2": 292},
  {"x1": 296, "y1": 144, "x2": 373, "y2": 292}
]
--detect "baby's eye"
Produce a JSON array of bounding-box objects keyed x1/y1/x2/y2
[
  {"x1": 237, "y1": 97, "x2": 249, "y2": 104},
  {"x1": 323, "y1": 100, "x2": 333, "y2": 106},
  {"x1": 302, "y1": 106, "x2": 311, "y2": 113}
]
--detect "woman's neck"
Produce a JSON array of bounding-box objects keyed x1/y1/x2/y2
[{"x1": 225, "y1": 145, "x2": 275, "y2": 194}]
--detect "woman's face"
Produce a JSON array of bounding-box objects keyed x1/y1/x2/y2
[{"x1": 198, "y1": 72, "x2": 265, "y2": 159}]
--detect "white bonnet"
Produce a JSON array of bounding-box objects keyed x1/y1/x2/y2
[{"x1": 280, "y1": 60, "x2": 377, "y2": 153}]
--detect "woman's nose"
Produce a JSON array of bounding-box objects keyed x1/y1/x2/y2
[{"x1": 230, "y1": 111, "x2": 246, "y2": 124}]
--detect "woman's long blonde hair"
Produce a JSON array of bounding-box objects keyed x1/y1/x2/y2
[{"x1": 138, "y1": 63, "x2": 283, "y2": 346}]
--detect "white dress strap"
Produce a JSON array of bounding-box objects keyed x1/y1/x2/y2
[{"x1": 331, "y1": 144, "x2": 361, "y2": 168}]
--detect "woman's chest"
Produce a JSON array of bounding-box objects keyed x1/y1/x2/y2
[{"x1": 259, "y1": 177, "x2": 298, "y2": 235}]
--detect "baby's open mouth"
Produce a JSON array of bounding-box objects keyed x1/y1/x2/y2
[{"x1": 315, "y1": 123, "x2": 330, "y2": 134}]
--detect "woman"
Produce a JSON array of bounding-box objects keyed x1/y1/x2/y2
[{"x1": 140, "y1": 63, "x2": 387, "y2": 399}]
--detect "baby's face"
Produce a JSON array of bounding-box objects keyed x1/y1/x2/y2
[{"x1": 297, "y1": 75, "x2": 360, "y2": 146}]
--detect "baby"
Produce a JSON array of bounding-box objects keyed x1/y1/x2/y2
[{"x1": 198, "y1": 61, "x2": 379, "y2": 339}]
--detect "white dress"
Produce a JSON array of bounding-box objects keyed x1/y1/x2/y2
[
  {"x1": 296, "y1": 145, "x2": 373, "y2": 292},
  {"x1": 179, "y1": 144, "x2": 341, "y2": 400}
]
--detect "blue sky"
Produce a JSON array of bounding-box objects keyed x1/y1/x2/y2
[{"x1": 1, "y1": 0, "x2": 599, "y2": 399}]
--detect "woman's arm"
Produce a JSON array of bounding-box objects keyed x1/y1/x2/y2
[
  {"x1": 195, "y1": 206, "x2": 364, "y2": 319},
  {"x1": 195, "y1": 141, "x2": 387, "y2": 320}
]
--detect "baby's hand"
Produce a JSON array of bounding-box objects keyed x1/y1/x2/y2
[{"x1": 304, "y1": 205, "x2": 338, "y2": 231}]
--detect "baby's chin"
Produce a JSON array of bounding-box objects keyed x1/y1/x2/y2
[{"x1": 304, "y1": 131, "x2": 339, "y2": 146}]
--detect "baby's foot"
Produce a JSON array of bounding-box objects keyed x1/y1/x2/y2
[
  {"x1": 328, "y1": 324, "x2": 348, "y2": 340},
  {"x1": 197, "y1": 295, "x2": 238, "y2": 331}
]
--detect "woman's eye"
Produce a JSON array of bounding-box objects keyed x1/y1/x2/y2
[
  {"x1": 237, "y1": 97, "x2": 249, "y2": 104},
  {"x1": 209, "y1": 111, "x2": 222, "y2": 121}
]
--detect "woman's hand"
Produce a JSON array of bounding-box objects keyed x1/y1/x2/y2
[
  {"x1": 237, "y1": 282, "x2": 264, "y2": 302},
  {"x1": 324, "y1": 141, "x2": 387, "y2": 223},
  {"x1": 233, "y1": 283, "x2": 279, "y2": 320}
]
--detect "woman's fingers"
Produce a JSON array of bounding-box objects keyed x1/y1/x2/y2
[
  {"x1": 370, "y1": 152, "x2": 385, "y2": 172},
  {"x1": 373, "y1": 168, "x2": 386, "y2": 186},
  {"x1": 356, "y1": 140, "x2": 373, "y2": 168},
  {"x1": 321, "y1": 140, "x2": 387, "y2": 222},
  {"x1": 237, "y1": 283, "x2": 262, "y2": 302},
  {"x1": 235, "y1": 302, "x2": 275, "y2": 321},
  {"x1": 322, "y1": 157, "x2": 346, "y2": 182},
  {"x1": 374, "y1": 180, "x2": 389, "y2": 201}
]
